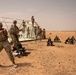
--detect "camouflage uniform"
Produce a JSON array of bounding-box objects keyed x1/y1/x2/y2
[
  {"x1": 42, "y1": 29, "x2": 46, "y2": 39},
  {"x1": 22, "y1": 20, "x2": 26, "y2": 33},
  {"x1": 47, "y1": 37, "x2": 54, "y2": 46},
  {"x1": 27, "y1": 27, "x2": 30, "y2": 38},
  {"x1": 0, "y1": 22, "x2": 15, "y2": 66},
  {"x1": 36, "y1": 27, "x2": 42, "y2": 40},
  {"x1": 65, "y1": 37, "x2": 70, "y2": 44},
  {"x1": 34, "y1": 26, "x2": 37, "y2": 36},
  {"x1": 54, "y1": 35, "x2": 61, "y2": 42},
  {"x1": 9, "y1": 20, "x2": 20, "y2": 46},
  {"x1": 31, "y1": 16, "x2": 35, "y2": 27}
]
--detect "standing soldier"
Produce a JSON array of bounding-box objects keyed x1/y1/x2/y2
[
  {"x1": 42, "y1": 29, "x2": 46, "y2": 39},
  {"x1": 22, "y1": 20, "x2": 26, "y2": 34},
  {"x1": 27, "y1": 27, "x2": 30, "y2": 38},
  {"x1": 21, "y1": 20, "x2": 27, "y2": 38},
  {"x1": 31, "y1": 16, "x2": 36, "y2": 38},
  {"x1": 31, "y1": 16, "x2": 35, "y2": 27},
  {"x1": 34, "y1": 26, "x2": 37, "y2": 36},
  {"x1": 0, "y1": 22, "x2": 17, "y2": 67},
  {"x1": 9, "y1": 20, "x2": 20, "y2": 46},
  {"x1": 36, "y1": 27, "x2": 42, "y2": 40}
]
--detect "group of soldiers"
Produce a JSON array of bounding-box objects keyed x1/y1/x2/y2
[
  {"x1": 0, "y1": 15, "x2": 76, "y2": 68},
  {"x1": 0, "y1": 16, "x2": 46, "y2": 68},
  {"x1": 47, "y1": 35, "x2": 76, "y2": 46},
  {"x1": 47, "y1": 35, "x2": 61, "y2": 46},
  {"x1": 34, "y1": 26, "x2": 46, "y2": 40},
  {"x1": 0, "y1": 22, "x2": 17, "y2": 67},
  {"x1": 0, "y1": 20, "x2": 31, "y2": 68},
  {"x1": 21, "y1": 16, "x2": 46, "y2": 40},
  {"x1": 0, "y1": 17, "x2": 76, "y2": 68},
  {"x1": 65, "y1": 36, "x2": 76, "y2": 44}
]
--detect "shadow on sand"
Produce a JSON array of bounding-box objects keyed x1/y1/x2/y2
[
  {"x1": 26, "y1": 49, "x2": 37, "y2": 51},
  {"x1": 17, "y1": 62, "x2": 31, "y2": 68},
  {"x1": 1, "y1": 62, "x2": 31, "y2": 68}
]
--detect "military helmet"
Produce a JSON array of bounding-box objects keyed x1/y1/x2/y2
[
  {"x1": 32, "y1": 16, "x2": 34, "y2": 18},
  {"x1": 22, "y1": 20, "x2": 25, "y2": 23},
  {"x1": 0, "y1": 22, "x2": 3, "y2": 27},
  {"x1": 13, "y1": 20, "x2": 17, "y2": 24}
]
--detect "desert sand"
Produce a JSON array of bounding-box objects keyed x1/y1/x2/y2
[{"x1": 0, "y1": 31, "x2": 76, "y2": 75}]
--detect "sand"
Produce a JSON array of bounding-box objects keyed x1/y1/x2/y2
[{"x1": 0, "y1": 31, "x2": 76, "y2": 75}]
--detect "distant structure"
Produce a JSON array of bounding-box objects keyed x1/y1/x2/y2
[{"x1": 19, "y1": 20, "x2": 39, "y2": 41}]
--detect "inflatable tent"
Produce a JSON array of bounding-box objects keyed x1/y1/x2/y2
[{"x1": 19, "y1": 20, "x2": 39, "y2": 41}]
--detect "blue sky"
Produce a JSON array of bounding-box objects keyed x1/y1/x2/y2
[{"x1": 0, "y1": 0, "x2": 76, "y2": 31}]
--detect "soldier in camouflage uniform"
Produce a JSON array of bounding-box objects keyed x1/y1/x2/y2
[
  {"x1": 47, "y1": 37, "x2": 54, "y2": 46},
  {"x1": 27, "y1": 27, "x2": 30, "y2": 38},
  {"x1": 31, "y1": 16, "x2": 35, "y2": 27},
  {"x1": 22, "y1": 20, "x2": 26, "y2": 34},
  {"x1": 65, "y1": 37, "x2": 70, "y2": 44},
  {"x1": 9, "y1": 20, "x2": 20, "y2": 46},
  {"x1": 42, "y1": 29, "x2": 46, "y2": 39},
  {"x1": 65, "y1": 37, "x2": 75, "y2": 44},
  {"x1": 34, "y1": 26, "x2": 37, "y2": 36},
  {"x1": 54, "y1": 35, "x2": 61, "y2": 42},
  {"x1": 36, "y1": 27, "x2": 42, "y2": 40},
  {"x1": 0, "y1": 22, "x2": 17, "y2": 67},
  {"x1": 70, "y1": 36, "x2": 76, "y2": 43}
]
